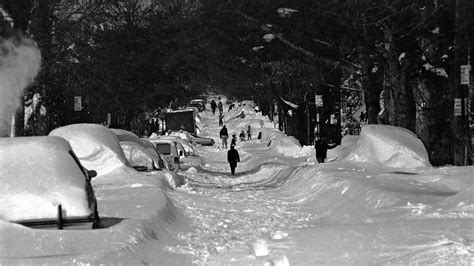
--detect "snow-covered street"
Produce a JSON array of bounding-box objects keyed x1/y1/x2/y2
[{"x1": 2, "y1": 98, "x2": 472, "y2": 265}]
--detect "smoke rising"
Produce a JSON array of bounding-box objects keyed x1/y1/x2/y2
[{"x1": 0, "y1": 36, "x2": 42, "y2": 136}]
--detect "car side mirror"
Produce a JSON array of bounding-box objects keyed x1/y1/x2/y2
[{"x1": 87, "y1": 170, "x2": 97, "y2": 179}]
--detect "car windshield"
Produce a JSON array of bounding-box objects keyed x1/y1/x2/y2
[{"x1": 156, "y1": 143, "x2": 171, "y2": 155}]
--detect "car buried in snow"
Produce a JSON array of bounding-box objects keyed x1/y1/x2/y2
[
  {"x1": 111, "y1": 128, "x2": 165, "y2": 172},
  {"x1": 169, "y1": 131, "x2": 215, "y2": 146},
  {"x1": 0, "y1": 136, "x2": 99, "y2": 230},
  {"x1": 190, "y1": 98, "x2": 206, "y2": 110}
]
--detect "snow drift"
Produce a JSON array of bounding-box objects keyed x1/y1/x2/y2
[{"x1": 343, "y1": 125, "x2": 431, "y2": 168}]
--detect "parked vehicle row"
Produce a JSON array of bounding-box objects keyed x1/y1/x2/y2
[{"x1": 1, "y1": 123, "x2": 206, "y2": 231}]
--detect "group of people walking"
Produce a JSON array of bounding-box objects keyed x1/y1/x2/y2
[
  {"x1": 220, "y1": 123, "x2": 260, "y2": 175},
  {"x1": 214, "y1": 97, "x2": 336, "y2": 176}
]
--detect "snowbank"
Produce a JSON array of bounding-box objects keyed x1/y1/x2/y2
[
  {"x1": 49, "y1": 124, "x2": 129, "y2": 175},
  {"x1": 268, "y1": 131, "x2": 303, "y2": 157},
  {"x1": 343, "y1": 125, "x2": 431, "y2": 168},
  {"x1": 0, "y1": 136, "x2": 91, "y2": 221}
]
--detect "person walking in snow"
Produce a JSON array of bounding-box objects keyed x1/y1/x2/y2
[
  {"x1": 218, "y1": 101, "x2": 223, "y2": 114},
  {"x1": 246, "y1": 125, "x2": 252, "y2": 140},
  {"x1": 219, "y1": 112, "x2": 224, "y2": 127},
  {"x1": 231, "y1": 133, "x2": 237, "y2": 147},
  {"x1": 219, "y1": 125, "x2": 229, "y2": 149},
  {"x1": 314, "y1": 136, "x2": 337, "y2": 163},
  {"x1": 210, "y1": 100, "x2": 217, "y2": 115},
  {"x1": 227, "y1": 145, "x2": 240, "y2": 175},
  {"x1": 239, "y1": 130, "x2": 246, "y2": 142}
]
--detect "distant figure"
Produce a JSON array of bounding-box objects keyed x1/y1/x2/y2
[
  {"x1": 247, "y1": 125, "x2": 252, "y2": 140},
  {"x1": 359, "y1": 111, "x2": 367, "y2": 122},
  {"x1": 257, "y1": 132, "x2": 262, "y2": 140},
  {"x1": 211, "y1": 100, "x2": 217, "y2": 115},
  {"x1": 239, "y1": 130, "x2": 246, "y2": 141},
  {"x1": 228, "y1": 103, "x2": 235, "y2": 112},
  {"x1": 219, "y1": 125, "x2": 229, "y2": 149},
  {"x1": 314, "y1": 136, "x2": 338, "y2": 163},
  {"x1": 237, "y1": 111, "x2": 245, "y2": 119},
  {"x1": 218, "y1": 101, "x2": 223, "y2": 114},
  {"x1": 231, "y1": 133, "x2": 237, "y2": 147},
  {"x1": 227, "y1": 145, "x2": 240, "y2": 175},
  {"x1": 219, "y1": 112, "x2": 224, "y2": 127}
]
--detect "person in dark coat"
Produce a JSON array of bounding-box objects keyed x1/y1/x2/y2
[
  {"x1": 218, "y1": 101, "x2": 223, "y2": 114},
  {"x1": 314, "y1": 136, "x2": 338, "y2": 163},
  {"x1": 227, "y1": 145, "x2": 240, "y2": 175},
  {"x1": 218, "y1": 112, "x2": 224, "y2": 127},
  {"x1": 231, "y1": 133, "x2": 237, "y2": 147},
  {"x1": 239, "y1": 130, "x2": 246, "y2": 141},
  {"x1": 219, "y1": 125, "x2": 229, "y2": 149},
  {"x1": 210, "y1": 100, "x2": 217, "y2": 115}
]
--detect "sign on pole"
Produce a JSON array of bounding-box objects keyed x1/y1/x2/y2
[
  {"x1": 460, "y1": 65, "x2": 471, "y2": 85},
  {"x1": 454, "y1": 98, "x2": 462, "y2": 116},
  {"x1": 74, "y1": 96, "x2": 82, "y2": 111},
  {"x1": 315, "y1": 94, "x2": 323, "y2": 107}
]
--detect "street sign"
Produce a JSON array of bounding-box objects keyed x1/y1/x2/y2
[
  {"x1": 454, "y1": 98, "x2": 462, "y2": 116},
  {"x1": 461, "y1": 65, "x2": 471, "y2": 85},
  {"x1": 74, "y1": 96, "x2": 82, "y2": 111},
  {"x1": 315, "y1": 94, "x2": 323, "y2": 107}
]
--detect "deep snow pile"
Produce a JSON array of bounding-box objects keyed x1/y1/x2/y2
[{"x1": 343, "y1": 124, "x2": 431, "y2": 168}]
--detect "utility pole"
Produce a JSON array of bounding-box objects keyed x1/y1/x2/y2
[{"x1": 453, "y1": 0, "x2": 472, "y2": 165}]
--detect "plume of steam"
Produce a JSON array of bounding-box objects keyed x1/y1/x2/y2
[{"x1": 0, "y1": 36, "x2": 42, "y2": 136}]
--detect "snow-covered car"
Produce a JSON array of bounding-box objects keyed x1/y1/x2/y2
[
  {"x1": 111, "y1": 128, "x2": 164, "y2": 171},
  {"x1": 141, "y1": 139, "x2": 171, "y2": 170},
  {"x1": 170, "y1": 131, "x2": 215, "y2": 146},
  {"x1": 147, "y1": 138, "x2": 182, "y2": 171},
  {"x1": 152, "y1": 135, "x2": 196, "y2": 156},
  {"x1": 188, "y1": 132, "x2": 215, "y2": 146},
  {"x1": 119, "y1": 141, "x2": 157, "y2": 171},
  {"x1": 0, "y1": 136, "x2": 99, "y2": 230},
  {"x1": 190, "y1": 98, "x2": 206, "y2": 110}
]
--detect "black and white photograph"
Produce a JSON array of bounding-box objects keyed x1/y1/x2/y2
[{"x1": 0, "y1": 0, "x2": 473, "y2": 265}]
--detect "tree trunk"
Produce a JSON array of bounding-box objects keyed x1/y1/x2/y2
[
  {"x1": 383, "y1": 25, "x2": 416, "y2": 132},
  {"x1": 359, "y1": 50, "x2": 381, "y2": 125}
]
